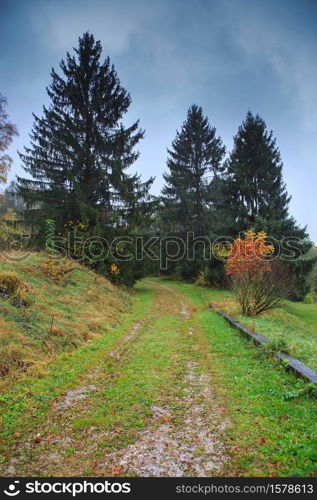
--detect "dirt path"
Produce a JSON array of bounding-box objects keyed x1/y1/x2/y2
[
  {"x1": 1, "y1": 280, "x2": 230, "y2": 477},
  {"x1": 106, "y1": 359, "x2": 229, "y2": 476}
]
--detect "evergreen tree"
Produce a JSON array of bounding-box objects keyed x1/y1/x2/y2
[
  {"x1": 18, "y1": 32, "x2": 153, "y2": 232},
  {"x1": 221, "y1": 111, "x2": 313, "y2": 299},
  {"x1": 160, "y1": 105, "x2": 225, "y2": 280},
  {"x1": 161, "y1": 105, "x2": 225, "y2": 236},
  {"x1": 223, "y1": 111, "x2": 295, "y2": 235}
]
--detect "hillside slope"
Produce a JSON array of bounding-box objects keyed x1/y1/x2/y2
[{"x1": 0, "y1": 253, "x2": 130, "y2": 380}]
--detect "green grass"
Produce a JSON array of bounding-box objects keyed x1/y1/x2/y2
[
  {"x1": 284, "y1": 301, "x2": 317, "y2": 331},
  {"x1": 159, "y1": 281, "x2": 317, "y2": 477},
  {"x1": 1, "y1": 276, "x2": 317, "y2": 477},
  {"x1": 0, "y1": 281, "x2": 201, "y2": 476},
  {"x1": 68, "y1": 286, "x2": 197, "y2": 454},
  {"x1": 0, "y1": 283, "x2": 152, "y2": 449},
  {"x1": 191, "y1": 281, "x2": 317, "y2": 372}
]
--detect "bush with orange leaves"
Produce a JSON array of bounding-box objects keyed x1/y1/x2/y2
[{"x1": 226, "y1": 230, "x2": 292, "y2": 316}]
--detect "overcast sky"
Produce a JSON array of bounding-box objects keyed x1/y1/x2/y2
[{"x1": 1, "y1": 0, "x2": 316, "y2": 242}]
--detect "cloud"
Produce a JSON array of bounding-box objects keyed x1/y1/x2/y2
[
  {"x1": 29, "y1": 0, "x2": 152, "y2": 56},
  {"x1": 218, "y1": 0, "x2": 317, "y2": 131}
]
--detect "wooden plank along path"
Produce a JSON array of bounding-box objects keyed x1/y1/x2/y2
[{"x1": 209, "y1": 304, "x2": 317, "y2": 384}]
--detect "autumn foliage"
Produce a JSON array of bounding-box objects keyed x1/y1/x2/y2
[
  {"x1": 226, "y1": 230, "x2": 291, "y2": 316},
  {"x1": 226, "y1": 229, "x2": 273, "y2": 276}
]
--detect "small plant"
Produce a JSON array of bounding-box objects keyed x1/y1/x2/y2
[
  {"x1": 303, "y1": 292, "x2": 315, "y2": 304},
  {"x1": 0, "y1": 272, "x2": 31, "y2": 307},
  {"x1": 281, "y1": 359, "x2": 290, "y2": 371},
  {"x1": 44, "y1": 218, "x2": 56, "y2": 241},
  {"x1": 108, "y1": 263, "x2": 120, "y2": 284},
  {"x1": 40, "y1": 258, "x2": 75, "y2": 283},
  {"x1": 283, "y1": 382, "x2": 317, "y2": 401},
  {"x1": 263, "y1": 338, "x2": 290, "y2": 356}
]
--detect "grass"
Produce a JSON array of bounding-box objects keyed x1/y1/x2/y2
[
  {"x1": 0, "y1": 282, "x2": 202, "y2": 476},
  {"x1": 67, "y1": 285, "x2": 197, "y2": 455},
  {"x1": 0, "y1": 252, "x2": 131, "y2": 379},
  {"x1": 284, "y1": 301, "x2": 317, "y2": 331},
  {"x1": 0, "y1": 282, "x2": 153, "y2": 452},
  {"x1": 197, "y1": 281, "x2": 317, "y2": 372},
  {"x1": 1, "y1": 274, "x2": 317, "y2": 476},
  {"x1": 159, "y1": 281, "x2": 317, "y2": 477}
]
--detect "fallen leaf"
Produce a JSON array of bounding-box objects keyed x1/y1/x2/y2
[
  {"x1": 270, "y1": 461, "x2": 281, "y2": 469},
  {"x1": 112, "y1": 466, "x2": 122, "y2": 476}
]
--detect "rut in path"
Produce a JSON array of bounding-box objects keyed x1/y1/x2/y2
[
  {"x1": 106, "y1": 360, "x2": 230, "y2": 476},
  {"x1": 1, "y1": 281, "x2": 230, "y2": 477}
]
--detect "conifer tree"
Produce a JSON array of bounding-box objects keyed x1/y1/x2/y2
[
  {"x1": 161, "y1": 105, "x2": 225, "y2": 236},
  {"x1": 18, "y1": 32, "x2": 153, "y2": 231},
  {"x1": 223, "y1": 111, "x2": 296, "y2": 235},
  {"x1": 222, "y1": 111, "x2": 314, "y2": 299}
]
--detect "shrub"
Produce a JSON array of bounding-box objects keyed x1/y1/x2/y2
[
  {"x1": 0, "y1": 208, "x2": 22, "y2": 250},
  {"x1": 195, "y1": 269, "x2": 211, "y2": 287},
  {"x1": 226, "y1": 230, "x2": 293, "y2": 316},
  {"x1": 230, "y1": 260, "x2": 293, "y2": 316},
  {"x1": 0, "y1": 272, "x2": 31, "y2": 307},
  {"x1": 40, "y1": 258, "x2": 75, "y2": 283},
  {"x1": 0, "y1": 272, "x2": 21, "y2": 295},
  {"x1": 303, "y1": 292, "x2": 315, "y2": 304},
  {"x1": 198, "y1": 258, "x2": 226, "y2": 287}
]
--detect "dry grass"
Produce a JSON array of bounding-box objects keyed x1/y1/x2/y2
[{"x1": 0, "y1": 252, "x2": 131, "y2": 381}]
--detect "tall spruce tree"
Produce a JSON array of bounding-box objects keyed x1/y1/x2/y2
[
  {"x1": 160, "y1": 105, "x2": 225, "y2": 280},
  {"x1": 161, "y1": 105, "x2": 225, "y2": 236},
  {"x1": 223, "y1": 111, "x2": 298, "y2": 236},
  {"x1": 18, "y1": 32, "x2": 153, "y2": 232},
  {"x1": 222, "y1": 111, "x2": 314, "y2": 299}
]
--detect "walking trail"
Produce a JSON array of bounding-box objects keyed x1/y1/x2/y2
[{"x1": 1, "y1": 280, "x2": 231, "y2": 477}]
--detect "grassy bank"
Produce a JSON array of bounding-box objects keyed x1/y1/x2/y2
[
  {"x1": 0, "y1": 253, "x2": 131, "y2": 380},
  {"x1": 192, "y1": 282, "x2": 317, "y2": 372},
  {"x1": 0, "y1": 280, "x2": 153, "y2": 455}
]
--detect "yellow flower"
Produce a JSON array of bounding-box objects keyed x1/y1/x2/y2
[{"x1": 110, "y1": 264, "x2": 120, "y2": 274}]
